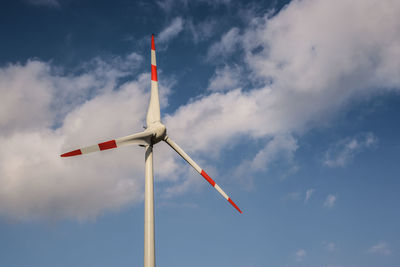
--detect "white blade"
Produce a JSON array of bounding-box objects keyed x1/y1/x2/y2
[
  {"x1": 60, "y1": 131, "x2": 152, "y2": 157},
  {"x1": 164, "y1": 136, "x2": 242, "y2": 213},
  {"x1": 146, "y1": 34, "x2": 161, "y2": 127}
]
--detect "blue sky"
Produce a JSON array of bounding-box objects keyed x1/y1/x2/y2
[{"x1": 0, "y1": 0, "x2": 400, "y2": 266}]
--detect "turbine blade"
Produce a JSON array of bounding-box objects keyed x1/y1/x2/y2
[
  {"x1": 60, "y1": 131, "x2": 152, "y2": 157},
  {"x1": 146, "y1": 34, "x2": 161, "y2": 126},
  {"x1": 164, "y1": 136, "x2": 242, "y2": 213}
]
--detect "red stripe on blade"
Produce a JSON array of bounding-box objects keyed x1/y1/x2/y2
[
  {"x1": 228, "y1": 198, "x2": 242, "y2": 213},
  {"x1": 98, "y1": 140, "x2": 117, "y2": 151},
  {"x1": 151, "y1": 34, "x2": 156, "y2": 50},
  {"x1": 151, "y1": 65, "x2": 158, "y2": 81},
  {"x1": 60, "y1": 149, "x2": 82, "y2": 157},
  {"x1": 200, "y1": 170, "x2": 216, "y2": 187}
]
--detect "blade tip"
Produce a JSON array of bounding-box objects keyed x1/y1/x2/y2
[
  {"x1": 151, "y1": 34, "x2": 156, "y2": 50},
  {"x1": 228, "y1": 198, "x2": 242, "y2": 214},
  {"x1": 235, "y1": 206, "x2": 243, "y2": 214},
  {"x1": 60, "y1": 149, "x2": 82, "y2": 157}
]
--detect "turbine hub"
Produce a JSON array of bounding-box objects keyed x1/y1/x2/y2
[{"x1": 146, "y1": 122, "x2": 166, "y2": 144}]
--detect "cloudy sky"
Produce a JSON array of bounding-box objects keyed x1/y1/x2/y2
[{"x1": 1, "y1": 0, "x2": 399, "y2": 266}]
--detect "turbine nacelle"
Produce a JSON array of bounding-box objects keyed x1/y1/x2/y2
[{"x1": 145, "y1": 122, "x2": 166, "y2": 145}]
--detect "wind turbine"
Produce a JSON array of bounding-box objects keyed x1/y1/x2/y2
[{"x1": 60, "y1": 34, "x2": 242, "y2": 267}]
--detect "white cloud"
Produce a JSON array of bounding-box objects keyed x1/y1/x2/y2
[
  {"x1": 202, "y1": 0, "x2": 400, "y2": 141},
  {"x1": 207, "y1": 65, "x2": 241, "y2": 92},
  {"x1": 207, "y1": 28, "x2": 240, "y2": 60},
  {"x1": 250, "y1": 135, "x2": 297, "y2": 171},
  {"x1": 324, "y1": 133, "x2": 378, "y2": 167},
  {"x1": 295, "y1": 249, "x2": 306, "y2": 262},
  {"x1": 2, "y1": 0, "x2": 400, "y2": 221},
  {"x1": 305, "y1": 188, "x2": 314, "y2": 203},
  {"x1": 156, "y1": 0, "x2": 188, "y2": 12},
  {"x1": 324, "y1": 194, "x2": 337, "y2": 208},
  {"x1": 158, "y1": 17, "x2": 184, "y2": 44},
  {"x1": 169, "y1": 0, "x2": 399, "y2": 164},
  {"x1": 241, "y1": 0, "x2": 400, "y2": 91},
  {"x1": 0, "y1": 61, "x2": 53, "y2": 135},
  {"x1": 0, "y1": 56, "x2": 177, "y2": 221},
  {"x1": 233, "y1": 134, "x2": 298, "y2": 185},
  {"x1": 368, "y1": 241, "x2": 391, "y2": 255},
  {"x1": 160, "y1": 166, "x2": 205, "y2": 199},
  {"x1": 187, "y1": 19, "x2": 218, "y2": 44}
]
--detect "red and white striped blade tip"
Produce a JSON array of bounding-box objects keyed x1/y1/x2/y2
[
  {"x1": 60, "y1": 140, "x2": 117, "y2": 157},
  {"x1": 228, "y1": 198, "x2": 242, "y2": 214},
  {"x1": 200, "y1": 170, "x2": 242, "y2": 214},
  {"x1": 60, "y1": 149, "x2": 82, "y2": 157},
  {"x1": 151, "y1": 34, "x2": 155, "y2": 50}
]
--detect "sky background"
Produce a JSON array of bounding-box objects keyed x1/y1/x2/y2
[{"x1": 0, "y1": 0, "x2": 399, "y2": 266}]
